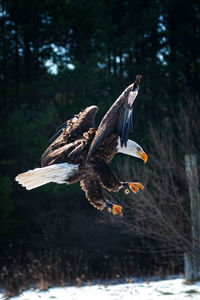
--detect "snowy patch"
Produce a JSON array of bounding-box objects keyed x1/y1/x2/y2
[{"x1": 1, "y1": 278, "x2": 200, "y2": 300}]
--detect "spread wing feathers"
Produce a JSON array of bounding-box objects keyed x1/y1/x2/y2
[
  {"x1": 80, "y1": 178, "x2": 106, "y2": 210},
  {"x1": 88, "y1": 77, "x2": 141, "y2": 157},
  {"x1": 41, "y1": 140, "x2": 84, "y2": 167},
  {"x1": 41, "y1": 106, "x2": 98, "y2": 167},
  {"x1": 67, "y1": 140, "x2": 87, "y2": 161},
  {"x1": 49, "y1": 105, "x2": 98, "y2": 144},
  {"x1": 48, "y1": 116, "x2": 78, "y2": 144},
  {"x1": 117, "y1": 105, "x2": 133, "y2": 147}
]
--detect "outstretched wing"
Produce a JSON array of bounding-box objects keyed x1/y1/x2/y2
[
  {"x1": 41, "y1": 106, "x2": 98, "y2": 167},
  {"x1": 48, "y1": 115, "x2": 77, "y2": 144},
  {"x1": 88, "y1": 75, "x2": 142, "y2": 157},
  {"x1": 41, "y1": 140, "x2": 85, "y2": 167},
  {"x1": 80, "y1": 178, "x2": 106, "y2": 210}
]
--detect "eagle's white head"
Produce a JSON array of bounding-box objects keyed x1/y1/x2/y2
[{"x1": 117, "y1": 138, "x2": 148, "y2": 163}]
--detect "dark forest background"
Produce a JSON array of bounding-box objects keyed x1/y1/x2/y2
[{"x1": 0, "y1": 0, "x2": 200, "y2": 296}]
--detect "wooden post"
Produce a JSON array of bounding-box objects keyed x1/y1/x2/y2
[
  {"x1": 184, "y1": 154, "x2": 200, "y2": 280},
  {"x1": 184, "y1": 253, "x2": 194, "y2": 281}
]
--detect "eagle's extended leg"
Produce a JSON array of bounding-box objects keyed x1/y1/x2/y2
[
  {"x1": 106, "y1": 201, "x2": 123, "y2": 217},
  {"x1": 95, "y1": 159, "x2": 144, "y2": 195},
  {"x1": 80, "y1": 178, "x2": 123, "y2": 217},
  {"x1": 122, "y1": 182, "x2": 144, "y2": 194},
  {"x1": 95, "y1": 159, "x2": 122, "y2": 192}
]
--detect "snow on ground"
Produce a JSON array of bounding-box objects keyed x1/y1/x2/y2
[{"x1": 1, "y1": 278, "x2": 200, "y2": 300}]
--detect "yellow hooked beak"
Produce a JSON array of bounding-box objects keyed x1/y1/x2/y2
[{"x1": 137, "y1": 151, "x2": 148, "y2": 163}]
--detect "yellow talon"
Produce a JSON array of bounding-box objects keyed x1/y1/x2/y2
[
  {"x1": 128, "y1": 182, "x2": 144, "y2": 194},
  {"x1": 112, "y1": 204, "x2": 123, "y2": 217}
]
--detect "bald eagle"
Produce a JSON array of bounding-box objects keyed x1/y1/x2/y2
[{"x1": 16, "y1": 75, "x2": 147, "y2": 217}]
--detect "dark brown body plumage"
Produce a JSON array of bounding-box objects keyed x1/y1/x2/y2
[{"x1": 60, "y1": 133, "x2": 122, "y2": 210}]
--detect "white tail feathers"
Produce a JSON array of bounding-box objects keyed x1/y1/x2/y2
[{"x1": 15, "y1": 163, "x2": 79, "y2": 190}]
